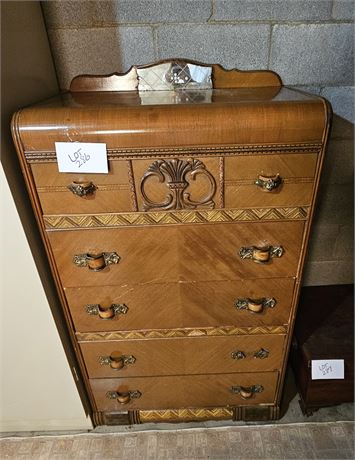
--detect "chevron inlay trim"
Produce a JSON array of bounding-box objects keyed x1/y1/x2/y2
[
  {"x1": 76, "y1": 325, "x2": 288, "y2": 342},
  {"x1": 139, "y1": 408, "x2": 233, "y2": 422},
  {"x1": 25, "y1": 142, "x2": 322, "y2": 162},
  {"x1": 44, "y1": 206, "x2": 309, "y2": 230}
]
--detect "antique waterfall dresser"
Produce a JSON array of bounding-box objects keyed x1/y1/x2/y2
[{"x1": 12, "y1": 61, "x2": 331, "y2": 425}]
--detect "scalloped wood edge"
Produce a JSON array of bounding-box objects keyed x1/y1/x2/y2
[{"x1": 70, "y1": 59, "x2": 282, "y2": 92}]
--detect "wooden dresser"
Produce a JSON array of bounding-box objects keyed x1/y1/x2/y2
[{"x1": 12, "y1": 61, "x2": 331, "y2": 425}]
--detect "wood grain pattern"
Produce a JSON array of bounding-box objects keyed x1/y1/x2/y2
[
  {"x1": 47, "y1": 221, "x2": 305, "y2": 287},
  {"x1": 81, "y1": 335, "x2": 285, "y2": 378},
  {"x1": 90, "y1": 371, "x2": 278, "y2": 410},
  {"x1": 65, "y1": 278, "x2": 295, "y2": 332},
  {"x1": 17, "y1": 89, "x2": 326, "y2": 153}
]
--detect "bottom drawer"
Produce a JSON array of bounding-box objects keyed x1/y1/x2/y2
[{"x1": 91, "y1": 372, "x2": 278, "y2": 411}]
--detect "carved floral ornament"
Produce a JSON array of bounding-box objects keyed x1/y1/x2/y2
[{"x1": 140, "y1": 158, "x2": 217, "y2": 211}]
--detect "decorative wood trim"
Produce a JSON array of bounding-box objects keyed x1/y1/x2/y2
[
  {"x1": 140, "y1": 158, "x2": 216, "y2": 211},
  {"x1": 24, "y1": 143, "x2": 322, "y2": 163},
  {"x1": 219, "y1": 156, "x2": 224, "y2": 208},
  {"x1": 69, "y1": 60, "x2": 282, "y2": 93},
  {"x1": 137, "y1": 407, "x2": 234, "y2": 423},
  {"x1": 127, "y1": 159, "x2": 138, "y2": 211},
  {"x1": 97, "y1": 405, "x2": 280, "y2": 425},
  {"x1": 76, "y1": 325, "x2": 288, "y2": 342},
  {"x1": 37, "y1": 184, "x2": 130, "y2": 193},
  {"x1": 43, "y1": 206, "x2": 309, "y2": 230}
]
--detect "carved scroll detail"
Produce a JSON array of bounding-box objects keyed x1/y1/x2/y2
[{"x1": 140, "y1": 159, "x2": 216, "y2": 211}]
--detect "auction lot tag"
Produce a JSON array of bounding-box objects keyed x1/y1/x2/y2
[
  {"x1": 55, "y1": 142, "x2": 108, "y2": 173},
  {"x1": 311, "y1": 359, "x2": 344, "y2": 380}
]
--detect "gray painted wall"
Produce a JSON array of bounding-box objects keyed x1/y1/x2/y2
[{"x1": 42, "y1": 0, "x2": 354, "y2": 285}]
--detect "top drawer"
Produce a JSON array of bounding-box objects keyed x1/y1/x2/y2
[{"x1": 32, "y1": 153, "x2": 317, "y2": 215}]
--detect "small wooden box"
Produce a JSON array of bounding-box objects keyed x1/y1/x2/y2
[{"x1": 291, "y1": 284, "x2": 354, "y2": 415}]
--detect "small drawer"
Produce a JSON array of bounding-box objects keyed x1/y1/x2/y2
[
  {"x1": 80, "y1": 335, "x2": 285, "y2": 378},
  {"x1": 225, "y1": 153, "x2": 317, "y2": 208},
  {"x1": 65, "y1": 278, "x2": 295, "y2": 332},
  {"x1": 31, "y1": 161, "x2": 133, "y2": 214},
  {"x1": 90, "y1": 371, "x2": 279, "y2": 410},
  {"x1": 47, "y1": 221, "x2": 305, "y2": 288}
]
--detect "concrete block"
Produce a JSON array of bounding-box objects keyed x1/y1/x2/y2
[
  {"x1": 313, "y1": 183, "x2": 354, "y2": 226},
  {"x1": 156, "y1": 24, "x2": 270, "y2": 69},
  {"x1": 96, "y1": 0, "x2": 212, "y2": 24},
  {"x1": 332, "y1": 1, "x2": 355, "y2": 20},
  {"x1": 42, "y1": 1, "x2": 96, "y2": 28},
  {"x1": 330, "y1": 114, "x2": 354, "y2": 140},
  {"x1": 307, "y1": 224, "x2": 340, "y2": 262},
  {"x1": 48, "y1": 27, "x2": 155, "y2": 90},
  {"x1": 303, "y1": 260, "x2": 354, "y2": 286},
  {"x1": 321, "y1": 86, "x2": 355, "y2": 123},
  {"x1": 213, "y1": 0, "x2": 332, "y2": 21},
  {"x1": 270, "y1": 24, "x2": 354, "y2": 85},
  {"x1": 333, "y1": 225, "x2": 354, "y2": 260},
  {"x1": 322, "y1": 139, "x2": 354, "y2": 185}
]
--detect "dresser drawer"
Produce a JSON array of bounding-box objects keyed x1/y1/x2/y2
[
  {"x1": 65, "y1": 278, "x2": 295, "y2": 332},
  {"x1": 225, "y1": 153, "x2": 317, "y2": 208},
  {"x1": 31, "y1": 161, "x2": 133, "y2": 214},
  {"x1": 48, "y1": 221, "x2": 304, "y2": 287},
  {"x1": 91, "y1": 371, "x2": 278, "y2": 410},
  {"x1": 81, "y1": 335, "x2": 285, "y2": 378}
]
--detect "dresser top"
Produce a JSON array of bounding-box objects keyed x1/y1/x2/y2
[{"x1": 14, "y1": 86, "x2": 329, "y2": 155}]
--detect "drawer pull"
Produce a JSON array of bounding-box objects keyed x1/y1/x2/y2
[
  {"x1": 67, "y1": 181, "x2": 96, "y2": 197},
  {"x1": 231, "y1": 349, "x2": 270, "y2": 360},
  {"x1": 85, "y1": 303, "x2": 128, "y2": 319},
  {"x1": 99, "y1": 355, "x2": 136, "y2": 370},
  {"x1": 231, "y1": 385, "x2": 264, "y2": 400},
  {"x1": 231, "y1": 351, "x2": 246, "y2": 360},
  {"x1": 234, "y1": 297, "x2": 276, "y2": 313},
  {"x1": 239, "y1": 245, "x2": 284, "y2": 264},
  {"x1": 255, "y1": 174, "x2": 282, "y2": 191},
  {"x1": 73, "y1": 252, "x2": 120, "y2": 271},
  {"x1": 254, "y1": 348, "x2": 269, "y2": 359},
  {"x1": 106, "y1": 390, "x2": 142, "y2": 404}
]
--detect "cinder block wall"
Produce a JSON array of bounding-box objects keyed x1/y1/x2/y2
[{"x1": 42, "y1": 0, "x2": 354, "y2": 285}]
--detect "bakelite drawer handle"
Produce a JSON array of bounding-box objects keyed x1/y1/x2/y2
[
  {"x1": 85, "y1": 303, "x2": 128, "y2": 320},
  {"x1": 239, "y1": 246, "x2": 284, "y2": 264},
  {"x1": 73, "y1": 252, "x2": 120, "y2": 271},
  {"x1": 106, "y1": 390, "x2": 142, "y2": 405},
  {"x1": 231, "y1": 348, "x2": 270, "y2": 360},
  {"x1": 255, "y1": 174, "x2": 282, "y2": 191},
  {"x1": 234, "y1": 297, "x2": 276, "y2": 313},
  {"x1": 231, "y1": 385, "x2": 264, "y2": 400},
  {"x1": 67, "y1": 181, "x2": 96, "y2": 197},
  {"x1": 99, "y1": 355, "x2": 136, "y2": 370}
]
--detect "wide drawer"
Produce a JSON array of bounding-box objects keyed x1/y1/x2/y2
[
  {"x1": 91, "y1": 371, "x2": 278, "y2": 410},
  {"x1": 65, "y1": 278, "x2": 295, "y2": 332},
  {"x1": 81, "y1": 335, "x2": 285, "y2": 378},
  {"x1": 48, "y1": 221, "x2": 304, "y2": 287},
  {"x1": 224, "y1": 153, "x2": 317, "y2": 208},
  {"x1": 31, "y1": 161, "x2": 133, "y2": 214}
]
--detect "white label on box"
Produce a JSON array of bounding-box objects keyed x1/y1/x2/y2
[
  {"x1": 55, "y1": 142, "x2": 108, "y2": 173},
  {"x1": 311, "y1": 359, "x2": 345, "y2": 380}
]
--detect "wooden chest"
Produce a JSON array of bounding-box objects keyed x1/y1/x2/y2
[
  {"x1": 12, "y1": 61, "x2": 331, "y2": 425},
  {"x1": 291, "y1": 284, "x2": 354, "y2": 415}
]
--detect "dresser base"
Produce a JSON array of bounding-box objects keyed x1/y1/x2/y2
[{"x1": 93, "y1": 405, "x2": 280, "y2": 426}]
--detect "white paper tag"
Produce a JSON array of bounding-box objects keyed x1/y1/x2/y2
[
  {"x1": 311, "y1": 359, "x2": 345, "y2": 380},
  {"x1": 55, "y1": 142, "x2": 108, "y2": 173}
]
